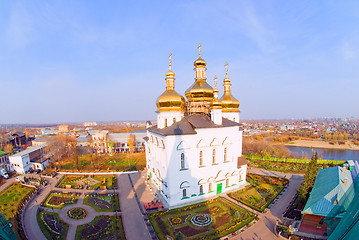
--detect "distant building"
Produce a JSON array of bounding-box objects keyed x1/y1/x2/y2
[
  {"x1": 9, "y1": 144, "x2": 49, "y2": 174},
  {"x1": 108, "y1": 132, "x2": 146, "y2": 153},
  {"x1": 31, "y1": 137, "x2": 47, "y2": 147},
  {"x1": 58, "y1": 125, "x2": 69, "y2": 132},
  {"x1": 83, "y1": 122, "x2": 98, "y2": 127},
  {"x1": 41, "y1": 128, "x2": 60, "y2": 135},
  {"x1": 12, "y1": 132, "x2": 26, "y2": 146},
  {"x1": 90, "y1": 130, "x2": 108, "y2": 154}
]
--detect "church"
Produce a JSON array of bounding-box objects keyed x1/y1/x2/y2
[{"x1": 145, "y1": 45, "x2": 247, "y2": 209}]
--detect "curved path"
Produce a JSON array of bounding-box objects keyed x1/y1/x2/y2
[{"x1": 231, "y1": 168, "x2": 304, "y2": 240}]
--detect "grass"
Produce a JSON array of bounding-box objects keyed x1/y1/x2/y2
[
  {"x1": 148, "y1": 197, "x2": 255, "y2": 240},
  {"x1": 54, "y1": 152, "x2": 146, "y2": 172},
  {"x1": 244, "y1": 154, "x2": 346, "y2": 165},
  {"x1": 75, "y1": 215, "x2": 125, "y2": 239},
  {"x1": 57, "y1": 175, "x2": 85, "y2": 188},
  {"x1": 228, "y1": 174, "x2": 288, "y2": 212},
  {"x1": 88, "y1": 175, "x2": 117, "y2": 189},
  {"x1": 83, "y1": 194, "x2": 120, "y2": 212},
  {"x1": 37, "y1": 211, "x2": 69, "y2": 240},
  {"x1": 42, "y1": 192, "x2": 79, "y2": 209}
]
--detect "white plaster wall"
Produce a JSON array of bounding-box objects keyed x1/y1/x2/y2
[
  {"x1": 146, "y1": 125, "x2": 246, "y2": 209},
  {"x1": 223, "y1": 112, "x2": 240, "y2": 123},
  {"x1": 157, "y1": 111, "x2": 184, "y2": 129},
  {"x1": 9, "y1": 155, "x2": 32, "y2": 174}
]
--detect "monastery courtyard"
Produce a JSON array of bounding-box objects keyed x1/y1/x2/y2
[{"x1": 1, "y1": 168, "x2": 304, "y2": 240}]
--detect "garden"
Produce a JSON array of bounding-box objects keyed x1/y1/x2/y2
[
  {"x1": 0, "y1": 183, "x2": 35, "y2": 235},
  {"x1": 57, "y1": 175, "x2": 117, "y2": 189},
  {"x1": 37, "y1": 210, "x2": 69, "y2": 240},
  {"x1": 75, "y1": 215, "x2": 125, "y2": 239},
  {"x1": 228, "y1": 174, "x2": 288, "y2": 212},
  {"x1": 43, "y1": 192, "x2": 79, "y2": 209},
  {"x1": 84, "y1": 193, "x2": 120, "y2": 212},
  {"x1": 148, "y1": 197, "x2": 255, "y2": 240}
]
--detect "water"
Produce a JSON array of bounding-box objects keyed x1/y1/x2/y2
[{"x1": 286, "y1": 146, "x2": 359, "y2": 161}]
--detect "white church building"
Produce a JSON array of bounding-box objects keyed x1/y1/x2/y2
[{"x1": 145, "y1": 45, "x2": 247, "y2": 209}]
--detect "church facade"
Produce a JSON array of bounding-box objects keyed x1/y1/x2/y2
[{"x1": 145, "y1": 45, "x2": 247, "y2": 209}]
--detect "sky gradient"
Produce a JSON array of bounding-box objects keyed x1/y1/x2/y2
[{"x1": 1, "y1": 0, "x2": 359, "y2": 124}]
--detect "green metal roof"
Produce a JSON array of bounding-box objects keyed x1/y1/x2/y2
[
  {"x1": 0, "y1": 149, "x2": 8, "y2": 157},
  {"x1": 302, "y1": 166, "x2": 353, "y2": 217}
]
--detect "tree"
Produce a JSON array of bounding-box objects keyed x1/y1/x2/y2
[
  {"x1": 46, "y1": 134, "x2": 78, "y2": 163},
  {"x1": 128, "y1": 134, "x2": 136, "y2": 152},
  {"x1": 4, "y1": 144, "x2": 13, "y2": 154}
]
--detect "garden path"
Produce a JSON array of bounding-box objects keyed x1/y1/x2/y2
[
  {"x1": 221, "y1": 195, "x2": 260, "y2": 216},
  {"x1": 0, "y1": 177, "x2": 15, "y2": 192},
  {"x1": 117, "y1": 172, "x2": 152, "y2": 240},
  {"x1": 231, "y1": 168, "x2": 303, "y2": 240}
]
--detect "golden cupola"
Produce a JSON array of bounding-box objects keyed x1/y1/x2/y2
[
  {"x1": 220, "y1": 62, "x2": 240, "y2": 112},
  {"x1": 185, "y1": 44, "x2": 214, "y2": 114},
  {"x1": 156, "y1": 52, "x2": 186, "y2": 112},
  {"x1": 211, "y1": 76, "x2": 222, "y2": 110}
]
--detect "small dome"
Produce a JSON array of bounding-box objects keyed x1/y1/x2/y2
[
  {"x1": 220, "y1": 92, "x2": 239, "y2": 112},
  {"x1": 166, "y1": 70, "x2": 175, "y2": 78},
  {"x1": 194, "y1": 57, "x2": 206, "y2": 67},
  {"x1": 156, "y1": 90, "x2": 186, "y2": 112}
]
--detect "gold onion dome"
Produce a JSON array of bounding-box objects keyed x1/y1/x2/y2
[
  {"x1": 220, "y1": 62, "x2": 240, "y2": 112},
  {"x1": 156, "y1": 52, "x2": 186, "y2": 112},
  {"x1": 185, "y1": 44, "x2": 214, "y2": 101}
]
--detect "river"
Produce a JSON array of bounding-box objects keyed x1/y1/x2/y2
[{"x1": 286, "y1": 146, "x2": 359, "y2": 161}]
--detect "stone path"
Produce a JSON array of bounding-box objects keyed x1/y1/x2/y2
[{"x1": 231, "y1": 168, "x2": 303, "y2": 240}]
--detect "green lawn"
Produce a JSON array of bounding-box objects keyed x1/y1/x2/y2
[
  {"x1": 0, "y1": 183, "x2": 35, "y2": 239},
  {"x1": 37, "y1": 211, "x2": 69, "y2": 240},
  {"x1": 57, "y1": 175, "x2": 85, "y2": 188},
  {"x1": 244, "y1": 155, "x2": 346, "y2": 165},
  {"x1": 88, "y1": 175, "x2": 117, "y2": 189},
  {"x1": 228, "y1": 174, "x2": 288, "y2": 212},
  {"x1": 42, "y1": 192, "x2": 79, "y2": 209},
  {"x1": 149, "y1": 197, "x2": 255, "y2": 240},
  {"x1": 75, "y1": 215, "x2": 125, "y2": 239}
]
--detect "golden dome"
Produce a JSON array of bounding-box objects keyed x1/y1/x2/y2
[
  {"x1": 185, "y1": 80, "x2": 214, "y2": 101},
  {"x1": 156, "y1": 52, "x2": 185, "y2": 112},
  {"x1": 156, "y1": 90, "x2": 186, "y2": 112},
  {"x1": 194, "y1": 57, "x2": 206, "y2": 68},
  {"x1": 220, "y1": 62, "x2": 239, "y2": 112}
]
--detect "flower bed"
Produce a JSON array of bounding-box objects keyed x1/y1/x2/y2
[
  {"x1": 75, "y1": 216, "x2": 126, "y2": 239},
  {"x1": 148, "y1": 197, "x2": 255, "y2": 240},
  {"x1": 37, "y1": 211, "x2": 69, "y2": 240},
  {"x1": 83, "y1": 194, "x2": 119, "y2": 212},
  {"x1": 43, "y1": 192, "x2": 79, "y2": 209},
  {"x1": 57, "y1": 175, "x2": 85, "y2": 189},
  {"x1": 67, "y1": 207, "x2": 87, "y2": 219},
  {"x1": 228, "y1": 173, "x2": 288, "y2": 212}
]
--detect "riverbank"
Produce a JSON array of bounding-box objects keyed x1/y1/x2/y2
[{"x1": 284, "y1": 140, "x2": 359, "y2": 151}]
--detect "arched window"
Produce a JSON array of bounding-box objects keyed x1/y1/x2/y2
[
  {"x1": 181, "y1": 153, "x2": 185, "y2": 169},
  {"x1": 224, "y1": 148, "x2": 227, "y2": 162},
  {"x1": 164, "y1": 118, "x2": 168, "y2": 127},
  {"x1": 199, "y1": 151, "x2": 203, "y2": 166},
  {"x1": 209, "y1": 183, "x2": 213, "y2": 192},
  {"x1": 199, "y1": 185, "x2": 203, "y2": 194},
  {"x1": 173, "y1": 117, "x2": 176, "y2": 123},
  {"x1": 226, "y1": 179, "x2": 229, "y2": 187},
  {"x1": 183, "y1": 189, "x2": 187, "y2": 198},
  {"x1": 212, "y1": 149, "x2": 216, "y2": 164}
]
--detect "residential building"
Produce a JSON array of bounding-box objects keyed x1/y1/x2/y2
[
  {"x1": 9, "y1": 144, "x2": 49, "y2": 174},
  {"x1": 0, "y1": 149, "x2": 11, "y2": 172}
]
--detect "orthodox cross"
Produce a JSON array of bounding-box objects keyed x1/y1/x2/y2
[
  {"x1": 198, "y1": 43, "x2": 202, "y2": 57},
  {"x1": 214, "y1": 75, "x2": 217, "y2": 89},
  {"x1": 169, "y1": 52, "x2": 172, "y2": 70},
  {"x1": 225, "y1": 62, "x2": 228, "y2": 77}
]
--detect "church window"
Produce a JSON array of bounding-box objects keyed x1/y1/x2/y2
[
  {"x1": 224, "y1": 148, "x2": 227, "y2": 162},
  {"x1": 173, "y1": 118, "x2": 176, "y2": 123},
  {"x1": 209, "y1": 183, "x2": 213, "y2": 192},
  {"x1": 199, "y1": 151, "x2": 203, "y2": 166},
  {"x1": 181, "y1": 153, "x2": 185, "y2": 169},
  {"x1": 226, "y1": 179, "x2": 229, "y2": 187},
  {"x1": 183, "y1": 189, "x2": 187, "y2": 198},
  {"x1": 165, "y1": 118, "x2": 168, "y2": 127},
  {"x1": 212, "y1": 149, "x2": 216, "y2": 164},
  {"x1": 199, "y1": 185, "x2": 203, "y2": 194}
]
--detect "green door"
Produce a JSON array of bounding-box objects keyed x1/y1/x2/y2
[{"x1": 216, "y1": 183, "x2": 222, "y2": 194}]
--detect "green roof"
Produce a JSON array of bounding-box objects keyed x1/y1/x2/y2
[
  {"x1": 302, "y1": 166, "x2": 353, "y2": 217},
  {"x1": 0, "y1": 149, "x2": 8, "y2": 157}
]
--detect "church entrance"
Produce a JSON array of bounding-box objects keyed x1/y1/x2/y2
[{"x1": 216, "y1": 183, "x2": 222, "y2": 194}]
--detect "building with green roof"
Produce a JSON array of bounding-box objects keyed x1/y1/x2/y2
[
  {"x1": 0, "y1": 149, "x2": 10, "y2": 172},
  {"x1": 0, "y1": 213, "x2": 18, "y2": 240},
  {"x1": 294, "y1": 166, "x2": 354, "y2": 239}
]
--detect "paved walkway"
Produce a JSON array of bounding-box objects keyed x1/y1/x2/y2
[
  {"x1": 232, "y1": 168, "x2": 303, "y2": 240},
  {"x1": 117, "y1": 172, "x2": 154, "y2": 240}
]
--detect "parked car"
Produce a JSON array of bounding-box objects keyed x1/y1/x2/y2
[{"x1": 0, "y1": 168, "x2": 9, "y2": 179}]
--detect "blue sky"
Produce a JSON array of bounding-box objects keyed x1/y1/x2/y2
[{"x1": 1, "y1": 0, "x2": 358, "y2": 124}]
